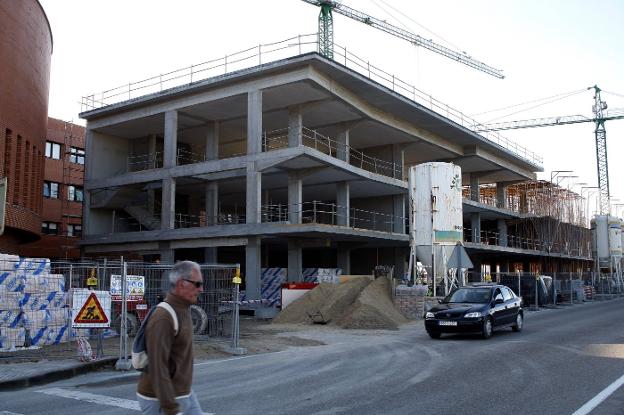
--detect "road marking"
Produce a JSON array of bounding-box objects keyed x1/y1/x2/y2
[
  {"x1": 37, "y1": 388, "x2": 140, "y2": 411},
  {"x1": 571, "y1": 372, "x2": 624, "y2": 415},
  {"x1": 37, "y1": 388, "x2": 216, "y2": 414},
  {"x1": 195, "y1": 350, "x2": 288, "y2": 367},
  {"x1": 0, "y1": 411, "x2": 25, "y2": 415}
]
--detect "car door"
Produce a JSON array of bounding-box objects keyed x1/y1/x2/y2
[
  {"x1": 501, "y1": 287, "x2": 518, "y2": 324},
  {"x1": 489, "y1": 288, "x2": 507, "y2": 327}
]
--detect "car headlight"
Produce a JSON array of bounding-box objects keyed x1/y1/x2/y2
[
  {"x1": 464, "y1": 311, "x2": 482, "y2": 318},
  {"x1": 425, "y1": 312, "x2": 435, "y2": 319}
]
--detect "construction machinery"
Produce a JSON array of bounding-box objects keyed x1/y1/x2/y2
[{"x1": 301, "y1": 0, "x2": 504, "y2": 79}]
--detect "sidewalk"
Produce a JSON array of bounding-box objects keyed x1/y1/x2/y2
[{"x1": 0, "y1": 356, "x2": 118, "y2": 390}]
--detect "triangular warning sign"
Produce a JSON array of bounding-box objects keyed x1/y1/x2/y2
[{"x1": 74, "y1": 292, "x2": 109, "y2": 324}]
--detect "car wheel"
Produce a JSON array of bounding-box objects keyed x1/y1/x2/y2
[
  {"x1": 512, "y1": 313, "x2": 523, "y2": 332},
  {"x1": 427, "y1": 331, "x2": 441, "y2": 339},
  {"x1": 482, "y1": 317, "x2": 493, "y2": 339},
  {"x1": 190, "y1": 305, "x2": 208, "y2": 335}
]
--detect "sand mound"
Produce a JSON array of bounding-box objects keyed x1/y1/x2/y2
[
  {"x1": 273, "y1": 278, "x2": 371, "y2": 324},
  {"x1": 337, "y1": 277, "x2": 407, "y2": 330}
]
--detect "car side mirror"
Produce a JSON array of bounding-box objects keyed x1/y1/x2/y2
[{"x1": 437, "y1": 299, "x2": 444, "y2": 304}]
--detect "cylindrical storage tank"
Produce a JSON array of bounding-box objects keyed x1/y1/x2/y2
[
  {"x1": 0, "y1": 0, "x2": 53, "y2": 251},
  {"x1": 408, "y1": 162, "x2": 463, "y2": 276},
  {"x1": 591, "y1": 215, "x2": 610, "y2": 267},
  {"x1": 609, "y1": 217, "x2": 622, "y2": 258}
]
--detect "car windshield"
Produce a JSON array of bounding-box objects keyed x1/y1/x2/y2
[{"x1": 444, "y1": 288, "x2": 491, "y2": 303}]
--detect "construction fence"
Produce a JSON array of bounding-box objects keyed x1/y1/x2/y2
[{"x1": 0, "y1": 256, "x2": 238, "y2": 362}]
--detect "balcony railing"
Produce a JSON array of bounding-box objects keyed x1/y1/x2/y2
[{"x1": 463, "y1": 227, "x2": 591, "y2": 257}]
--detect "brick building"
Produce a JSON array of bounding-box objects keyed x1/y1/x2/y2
[
  {"x1": 20, "y1": 118, "x2": 85, "y2": 259},
  {"x1": 0, "y1": 0, "x2": 53, "y2": 254}
]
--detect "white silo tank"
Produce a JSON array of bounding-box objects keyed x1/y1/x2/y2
[
  {"x1": 408, "y1": 162, "x2": 463, "y2": 276},
  {"x1": 591, "y1": 215, "x2": 610, "y2": 267},
  {"x1": 609, "y1": 218, "x2": 622, "y2": 258}
]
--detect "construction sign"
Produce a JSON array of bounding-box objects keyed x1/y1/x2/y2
[{"x1": 72, "y1": 290, "x2": 111, "y2": 328}]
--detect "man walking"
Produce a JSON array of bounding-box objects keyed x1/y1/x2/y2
[{"x1": 137, "y1": 260, "x2": 204, "y2": 415}]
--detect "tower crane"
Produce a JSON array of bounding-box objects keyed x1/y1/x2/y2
[
  {"x1": 300, "y1": 0, "x2": 504, "y2": 79},
  {"x1": 475, "y1": 86, "x2": 624, "y2": 215}
]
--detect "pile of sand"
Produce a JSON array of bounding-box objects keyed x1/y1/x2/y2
[
  {"x1": 273, "y1": 277, "x2": 406, "y2": 330},
  {"x1": 337, "y1": 276, "x2": 407, "y2": 330}
]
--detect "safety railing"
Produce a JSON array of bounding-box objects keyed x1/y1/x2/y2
[
  {"x1": 81, "y1": 33, "x2": 542, "y2": 169},
  {"x1": 261, "y1": 201, "x2": 407, "y2": 234},
  {"x1": 263, "y1": 126, "x2": 403, "y2": 179},
  {"x1": 127, "y1": 152, "x2": 163, "y2": 172},
  {"x1": 463, "y1": 227, "x2": 591, "y2": 257}
]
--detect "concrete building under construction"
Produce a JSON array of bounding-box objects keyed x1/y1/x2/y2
[{"x1": 78, "y1": 37, "x2": 592, "y2": 307}]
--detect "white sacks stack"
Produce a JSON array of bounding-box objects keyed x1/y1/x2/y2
[{"x1": 0, "y1": 255, "x2": 70, "y2": 350}]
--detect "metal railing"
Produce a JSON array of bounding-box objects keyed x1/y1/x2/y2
[
  {"x1": 81, "y1": 33, "x2": 542, "y2": 168},
  {"x1": 128, "y1": 152, "x2": 163, "y2": 172},
  {"x1": 261, "y1": 201, "x2": 407, "y2": 233},
  {"x1": 463, "y1": 227, "x2": 591, "y2": 257},
  {"x1": 263, "y1": 126, "x2": 403, "y2": 179}
]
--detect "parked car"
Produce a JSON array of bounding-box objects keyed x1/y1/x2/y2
[{"x1": 425, "y1": 284, "x2": 523, "y2": 339}]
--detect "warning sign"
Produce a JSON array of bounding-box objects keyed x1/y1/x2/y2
[{"x1": 71, "y1": 290, "x2": 111, "y2": 328}]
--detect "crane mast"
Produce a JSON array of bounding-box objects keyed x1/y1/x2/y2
[
  {"x1": 302, "y1": 0, "x2": 504, "y2": 79},
  {"x1": 593, "y1": 86, "x2": 610, "y2": 215}
]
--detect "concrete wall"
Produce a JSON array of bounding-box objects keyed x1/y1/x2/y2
[{"x1": 90, "y1": 132, "x2": 130, "y2": 179}]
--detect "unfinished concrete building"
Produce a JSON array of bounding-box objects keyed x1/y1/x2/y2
[{"x1": 79, "y1": 48, "x2": 591, "y2": 308}]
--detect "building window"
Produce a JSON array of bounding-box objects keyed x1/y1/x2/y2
[
  {"x1": 43, "y1": 181, "x2": 59, "y2": 199},
  {"x1": 68, "y1": 185, "x2": 83, "y2": 202},
  {"x1": 45, "y1": 141, "x2": 61, "y2": 159},
  {"x1": 67, "y1": 224, "x2": 82, "y2": 237},
  {"x1": 42, "y1": 222, "x2": 59, "y2": 235},
  {"x1": 69, "y1": 147, "x2": 85, "y2": 164}
]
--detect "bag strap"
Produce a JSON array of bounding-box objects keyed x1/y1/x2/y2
[{"x1": 157, "y1": 302, "x2": 179, "y2": 336}]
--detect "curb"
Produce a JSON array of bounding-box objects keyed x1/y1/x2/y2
[{"x1": 0, "y1": 357, "x2": 118, "y2": 391}]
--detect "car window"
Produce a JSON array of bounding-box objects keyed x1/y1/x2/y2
[
  {"x1": 445, "y1": 288, "x2": 491, "y2": 303},
  {"x1": 502, "y1": 287, "x2": 513, "y2": 301},
  {"x1": 493, "y1": 288, "x2": 503, "y2": 302}
]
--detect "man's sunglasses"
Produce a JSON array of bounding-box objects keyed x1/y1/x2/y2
[{"x1": 183, "y1": 279, "x2": 203, "y2": 288}]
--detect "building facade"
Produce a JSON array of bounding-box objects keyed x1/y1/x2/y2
[
  {"x1": 0, "y1": 0, "x2": 53, "y2": 253},
  {"x1": 20, "y1": 118, "x2": 85, "y2": 259},
  {"x1": 79, "y1": 49, "x2": 591, "y2": 312}
]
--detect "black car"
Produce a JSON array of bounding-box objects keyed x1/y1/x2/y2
[{"x1": 424, "y1": 284, "x2": 523, "y2": 339}]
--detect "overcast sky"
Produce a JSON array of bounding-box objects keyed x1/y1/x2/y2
[{"x1": 39, "y1": 0, "x2": 624, "y2": 216}]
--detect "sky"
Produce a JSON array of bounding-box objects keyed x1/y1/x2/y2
[{"x1": 39, "y1": 0, "x2": 624, "y2": 217}]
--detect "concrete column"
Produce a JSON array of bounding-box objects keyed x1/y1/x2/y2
[
  {"x1": 204, "y1": 247, "x2": 217, "y2": 264},
  {"x1": 392, "y1": 144, "x2": 404, "y2": 180},
  {"x1": 499, "y1": 260, "x2": 509, "y2": 273},
  {"x1": 147, "y1": 134, "x2": 157, "y2": 214},
  {"x1": 337, "y1": 128, "x2": 349, "y2": 162},
  {"x1": 247, "y1": 90, "x2": 263, "y2": 155},
  {"x1": 288, "y1": 107, "x2": 303, "y2": 148},
  {"x1": 159, "y1": 249, "x2": 174, "y2": 264},
  {"x1": 470, "y1": 212, "x2": 481, "y2": 243},
  {"x1": 84, "y1": 128, "x2": 94, "y2": 179},
  {"x1": 337, "y1": 246, "x2": 351, "y2": 275},
  {"x1": 497, "y1": 219, "x2": 508, "y2": 247},
  {"x1": 393, "y1": 194, "x2": 406, "y2": 233},
  {"x1": 83, "y1": 190, "x2": 91, "y2": 236},
  {"x1": 164, "y1": 110, "x2": 178, "y2": 168},
  {"x1": 336, "y1": 182, "x2": 350, "y2": 226},
  {"x1": 288, "y1": 171, "x2": 302, "y2": 224},
  {"x1": 205, "y1": 182, "x2": 218, "y2": 226},
  {"x1": 161, "y1": 177, "x2": 176, "y2": 230},
  {"x1": 246, "y1": 163, "x2": 261, "y2": 223},
  {"x1": 470, "y1": 174, "x2": 480, "y2": 202},
  {"x1": 496, "y1": 183, "x2": 507, "y2": 209},
  {"x1": 205, "y1": 122, "x2": 219, "y2": 160},
  {"x1": 287, "y1": 240, "x2": 303, "y2": 282},
  {"x1": 245, "y1": 237, "x2": 262, "y2": 300}
]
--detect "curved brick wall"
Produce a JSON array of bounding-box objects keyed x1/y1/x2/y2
[{"x1": 0, "y1": 0, "x2": 53, "y2": 250}]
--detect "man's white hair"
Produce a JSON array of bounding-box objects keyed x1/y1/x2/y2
[{"x1": 168, "y1": 260, "x2": 201, "y2": 286}]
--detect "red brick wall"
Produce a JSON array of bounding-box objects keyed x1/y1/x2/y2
[{"x1": 0, "y1": 0, "x2": 52, "y2": 249}]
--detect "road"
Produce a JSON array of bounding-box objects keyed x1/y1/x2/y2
[{"x1": 2, "y1": 298, "x2": 624, "y2": 414}]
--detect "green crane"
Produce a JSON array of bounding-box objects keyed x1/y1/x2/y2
[{"x1": 301, "y1": 0, "x2": 504, "y2": 79}]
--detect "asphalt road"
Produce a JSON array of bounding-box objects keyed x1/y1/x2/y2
[{"x1": 2, "y1": 298, "x2": 624, "y2": 415}]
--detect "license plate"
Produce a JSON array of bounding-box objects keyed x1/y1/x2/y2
[{"x1": 439, "y1": 320, "x2": 457, "y2": 326}]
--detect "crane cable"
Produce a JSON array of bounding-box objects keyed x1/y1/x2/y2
[{"x1": 472, "y1": 88, "x2": 587, "y2": 123}]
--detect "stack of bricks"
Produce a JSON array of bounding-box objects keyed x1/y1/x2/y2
[{"x1": 393, "y1": 285, "x2": 428, "y2": 319}]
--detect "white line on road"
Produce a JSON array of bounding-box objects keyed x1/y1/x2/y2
[
  {"x1": 37, "y1": 388, "x2": 140, "y2": 411},
  {"x1": 0, "y1": 411, "x2": 26, "y2": 415},
  {"x1": 195, "y1": 350, "x2": 288, "y2": 367},
  {"x1": 571, "y1": 372, "x2": 624, "y2": 415}
]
